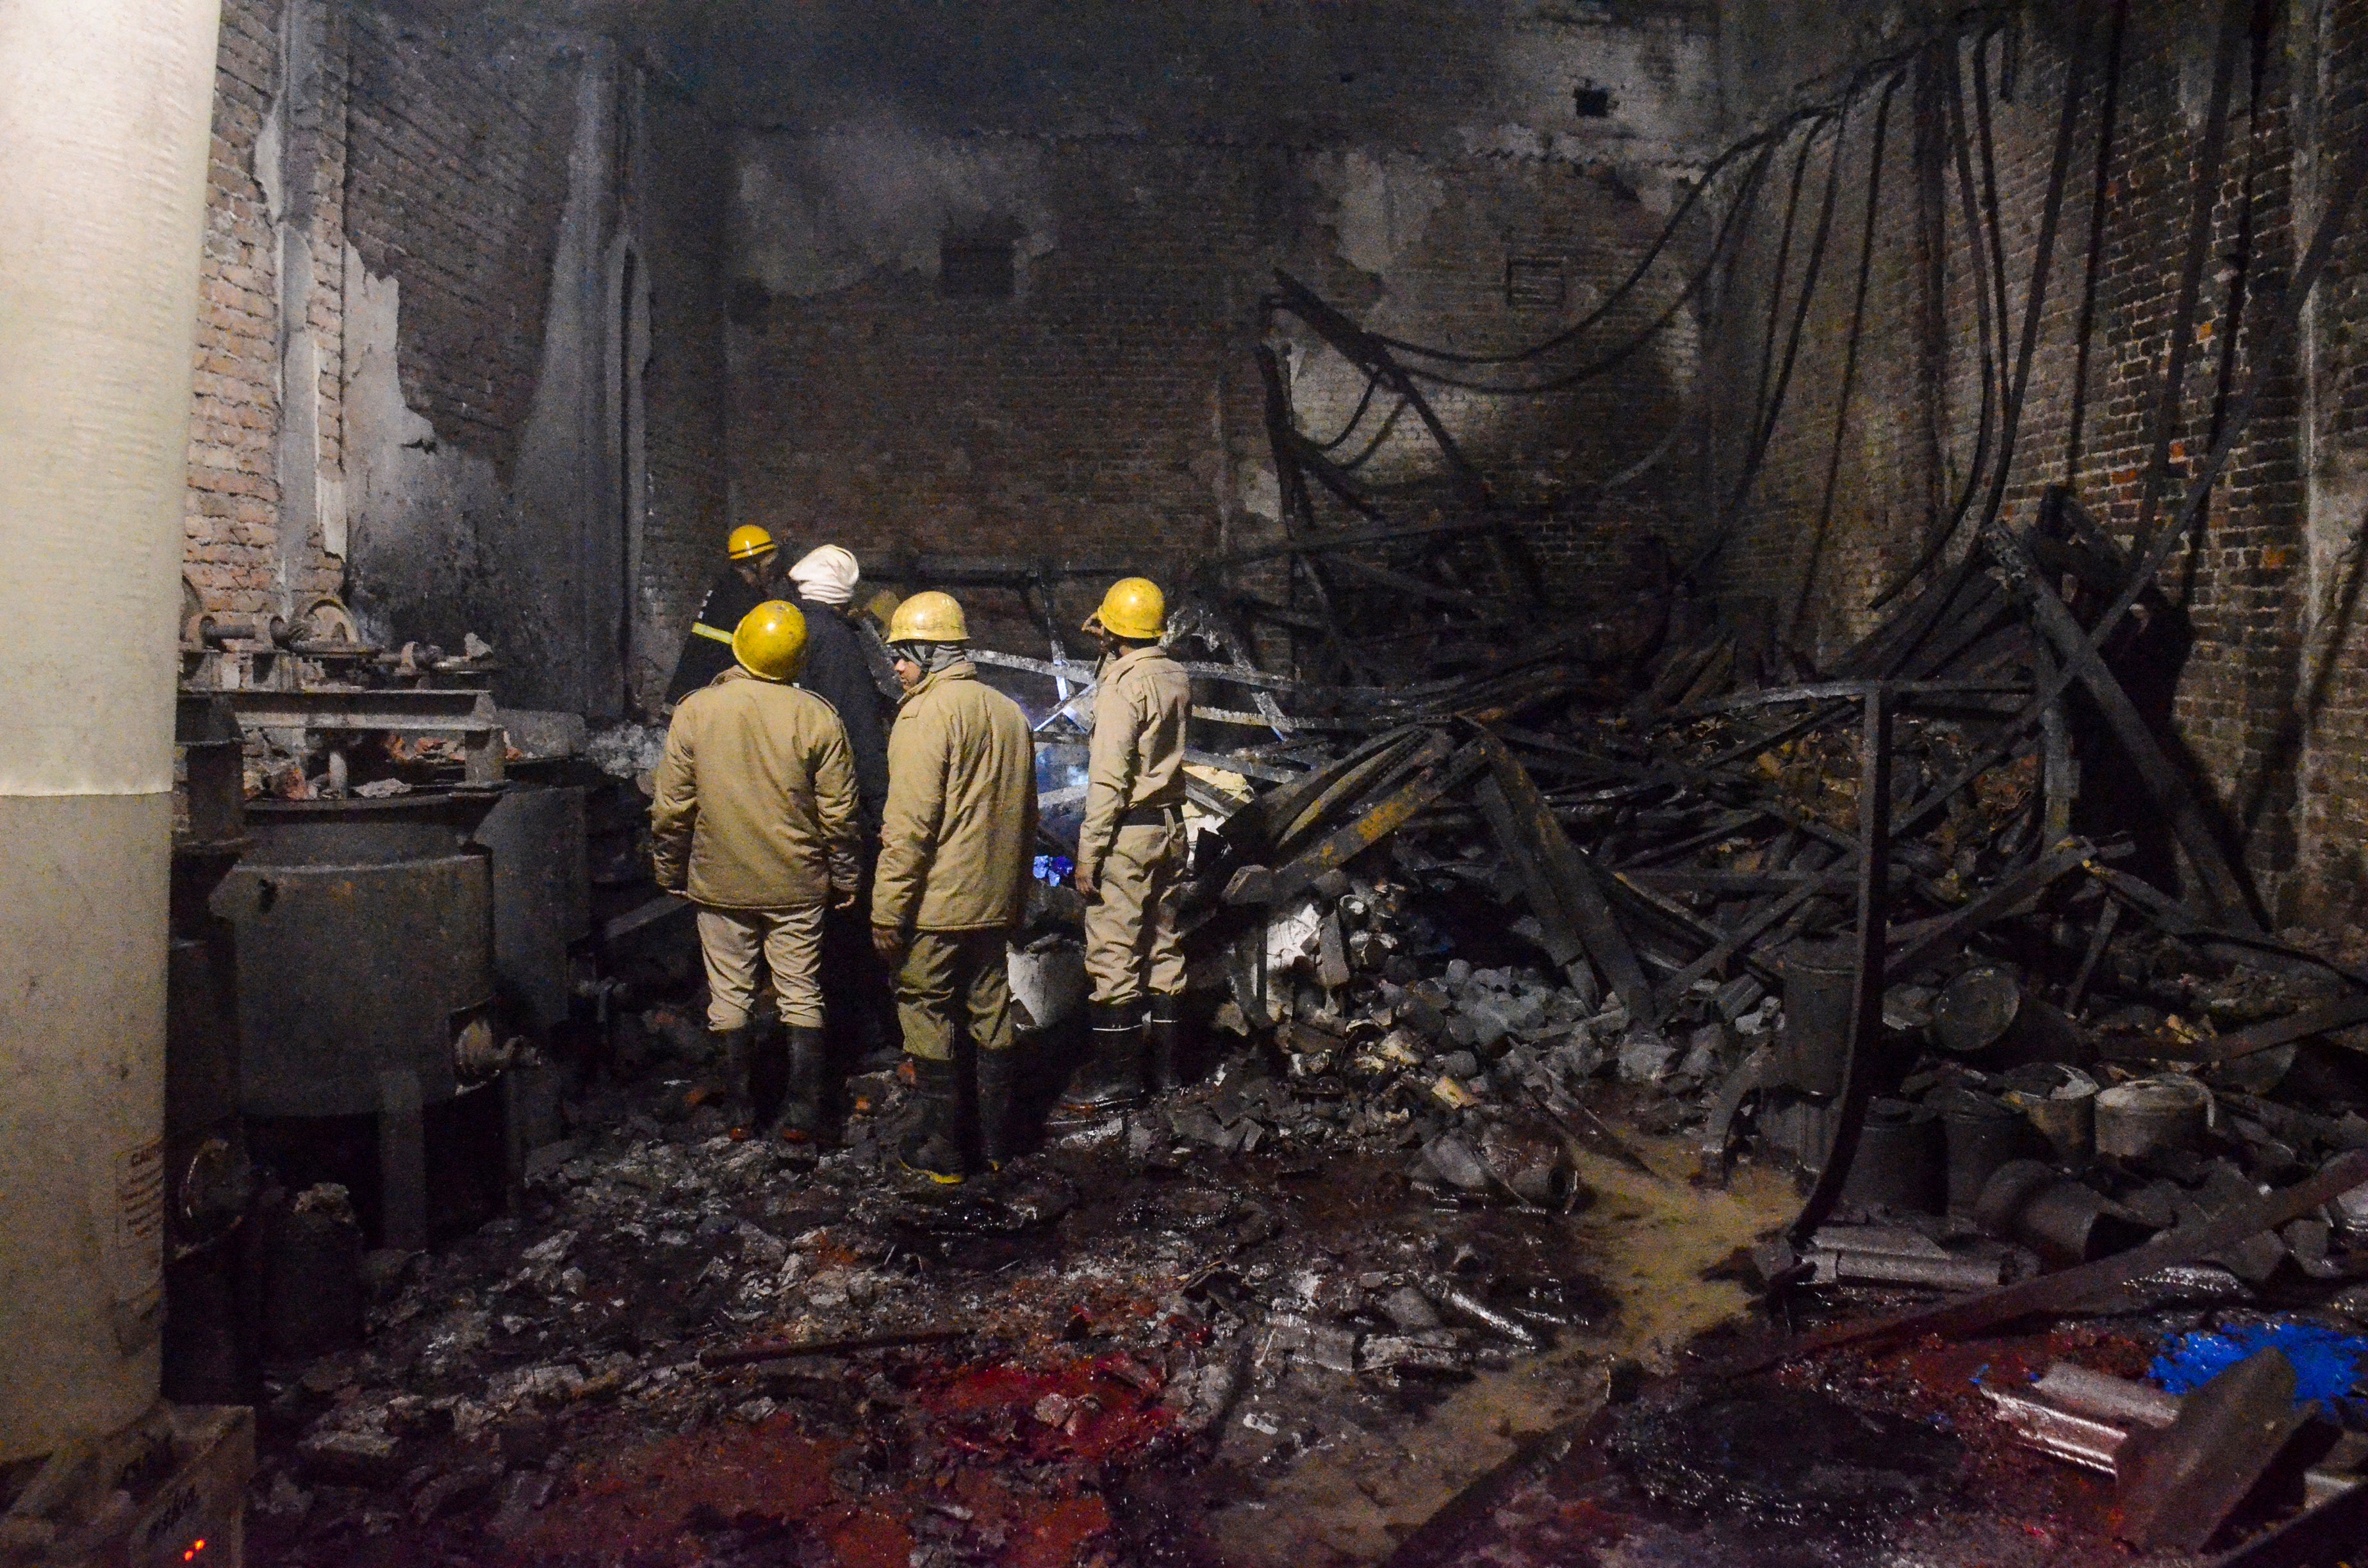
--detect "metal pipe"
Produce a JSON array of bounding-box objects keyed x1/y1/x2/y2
[{"x1": 0, "y1": 0, "x2": 224, "y2": 1459}]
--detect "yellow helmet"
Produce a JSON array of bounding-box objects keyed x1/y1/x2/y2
[
  {"x1": 1083, "y1": 576, "x2": 1165, "y2": 641},
  {"x1": 727, "y1": 525, "x2": 777, "y2": 562},
  {"x1": 732, "y1": 601, "x2": 808, "y2": 682},
  {"x1": 887, "y1": 590, "x2": 969, "y2": 644}
]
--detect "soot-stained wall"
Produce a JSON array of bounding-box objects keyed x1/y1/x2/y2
[
  {"x1": 705, "y1": 0, "x2": 1723, "y2": 652},
  {"x1": 186, "y1": 0, "x2": 730, "y2": 716}
]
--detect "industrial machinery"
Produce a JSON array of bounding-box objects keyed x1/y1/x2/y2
[{"x1": 211, "y1": 792, "x2": 501, "y2": 1252}]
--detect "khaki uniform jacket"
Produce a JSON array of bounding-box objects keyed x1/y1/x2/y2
[
  {"x1": 650, "y1": 668, "x2": 862, "y2": 909},
  {"x1": 873, "y1": 660, "x2": 1038, "y2": 933},
  {"x1": 1076, "y1": 644, "x2": 1190, "y2": 881}
]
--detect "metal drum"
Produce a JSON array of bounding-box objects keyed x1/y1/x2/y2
[{"x1": 213, "y1": 792, "x2": 500, "y2": 1118}]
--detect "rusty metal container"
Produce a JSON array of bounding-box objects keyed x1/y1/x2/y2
[
  {"x1": 1836, "y1": 1097, "x2": 1946, "y2": 1215},
  {"x1": 1777, "y1": 940, "x2": 1857, "y2": 1097}
]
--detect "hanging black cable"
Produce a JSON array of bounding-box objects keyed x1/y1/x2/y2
[
  {"x1": 1868, "y1": 15, "x2": 2091, "y2": 681},
  {"x1": 1866, "y1": 31, "x2": 2008, "y2": 609},
  {"x1": 1750, "y1": 124, "x2": 1825, "y2": 440},
  {"x1": 1786, "y1": 77, "x2": 1900, "y2": 646},
  {"x1": 1365, "y1": 127, "x2": 1784, "y2": 366},
  {"x1": 1971, "y1": 10, "x2": 2094, "y2": 542},
  {"x1": 1333, "y1": 396, "x2": 1411, "y2": 473},
  {"x1": 1868, "y1": 22, "x2": 2085, "y2": 638},
  {"x1": 1361, "y1": 4, "x2": 2011, "y2": 370},
  {"x1": 1971, "y1": 35, "x2": 2018, "y2": 407},
  {"x1": 2062, "y1": 0, "x2": 2131, "y2": 479},
  {"x1": 1311, "y1": 373, "x2": 1383, "y2": 452},
  {"x1": 1682, "y1": 102, "x2": 1853, "y2": 580},
  {"x1": 2129, "y1": 0, "x2": 2250, "y2": 554},
  {"x1": 1365, "y1": 133, "x2": 1786, "y2": 396},
  {"x1": 2203, "y1": 1, "x2": 2273, "y2": 459}
]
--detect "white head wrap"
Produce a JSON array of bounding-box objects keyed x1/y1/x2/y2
[{"x1": 789, "y1": 544, "x2": 860, "y2": 607}]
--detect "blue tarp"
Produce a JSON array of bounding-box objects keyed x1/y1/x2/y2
[{"x1": 2151, "y1": 1323, "x2": 2368, "y2": 1406}]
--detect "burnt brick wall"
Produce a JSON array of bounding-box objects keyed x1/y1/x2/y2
[
  {"x1": 631, "y1": 83, "x2": 734, "y2": 706},
  {"x1": 1709, "y1": 0, "x2": 2368, "y2": 926},
  {"x1": 728, "y1": 165, "x2": 1714, "y2": 663},
  {"x1": 727, "y1": 138, "x2": 1262, "y2": 652},
  {"x1": 710, "y1": 1, "x2": 1728, "y2": 664},
  {"x1": 2283, "y1": 0, "x2": 2368, "y2": 926},
  {"x1": 186, "y1": 0, "x2": 347, "y2": 619},
  {"x1": 341, "y1": 10, "x2": 580, "y2": 475},
  {"x1": 185, "y1": 1, "x2": 736, "y2": 715}
]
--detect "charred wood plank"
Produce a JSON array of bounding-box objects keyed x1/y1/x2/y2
[
  {"x1": 1885, "y1": 836, "x2": 2100, "y2": 977},
  {"x1": 1223, "y1": 740, "x2": 1489, "y2": 907},
  {"x1": 1622, "y1": 869, "x2": 1845, "y2": 894},
  {"x1": 2065, "y1": 895, "x2": 2120, "y2": 1014},
  {"x1": 1613, "y1": 807, "x2": 1775, "y2": 869},
  {"x1": 1474, "y1": 774, "x2": 1584, "y2": 968},
  {"x1": 1656, "y1": 879, "x2": 1824, "y2": 1000},
  {"x1": 2094, "y1": 993, "x2": 2368, "y2": 1066},
  {"x1": 1478, "y1": 737, "x2": 1658, "y2": 1028}
]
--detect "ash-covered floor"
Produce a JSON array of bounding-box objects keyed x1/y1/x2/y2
[{"x1": 242, "y1": 961, "x2": 1798, "y2": 1568}]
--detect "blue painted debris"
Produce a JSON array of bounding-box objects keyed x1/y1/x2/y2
[{"x1": 2151, "y1": 1323, "x2": 2368, "y2": 1406}]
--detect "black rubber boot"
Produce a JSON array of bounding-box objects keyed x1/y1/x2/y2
[
  {"x1": 977, "y1": 1047, "x2": 1022, "y2": 1170},
  {"x1": 1146, "y1": 995, "x2": 1188, "y2": 1093},
  {"x1": 897, "y1": 1054, "x2": 967, "y2": 1184},
  {"x1": 709, "y1": 1025, "x2": 756, "y2": 1132},
  {"x1": 1058, "y1": 1002, "x2": 1146, "y2": 1115},
  {"x1": 772, "y1": 1025, "x2": 829, "y2": 1141}
]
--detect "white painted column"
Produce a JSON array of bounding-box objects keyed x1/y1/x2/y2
[{"x1": 0, "y1": 0, "x2": 224, "y2": 1458}]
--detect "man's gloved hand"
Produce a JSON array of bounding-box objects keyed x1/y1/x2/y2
[
  {"x1": 1073, "y1": 864, "x2": 1096, "y2": 899},
  {"x1": 871, "y1": 925, "x2": 907, "y2": 963}
]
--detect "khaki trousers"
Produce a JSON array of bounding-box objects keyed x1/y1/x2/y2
[
  {"x1": 1083, "y1": 820, "x2": 1187, "y2": 1008},
  {"x1": 698, "y1": 904, "x2": 826, "y2": 1030},
  {"x1": 895, "y1": 929, "x2": 1017, "y2": 1063}
]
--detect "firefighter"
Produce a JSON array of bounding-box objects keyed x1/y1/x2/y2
[
  {"x1": 664, "y1": 525, "x2": 788, "y2": 706},
  {"x1": 869, "y1": 591, "x2": 1038, "y2": 1182},
  {"x1": 650, "y1": 601, "x2": 862, "y2": 1139},
  {"x1": 784, "y1": 544, "x2": 898, "y2": 1071},
  {"x1": 784, "y1": 544, "x2": 890, "y2": 822},
  {"x1": 1057, "y1": 577, "x2": 1191, "y2": 1113}
]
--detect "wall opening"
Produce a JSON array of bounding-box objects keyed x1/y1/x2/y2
[{"x1": 1505, "y1": 255, "x2": 1567, "y2": 312}]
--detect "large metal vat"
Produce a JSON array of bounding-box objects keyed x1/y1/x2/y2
[
  {"x1": 213, "y1": 792, "x2": 500, "y2": 1118},
  {"x1": 213, "y1": 792, "x2": 500, "y2": 1251}
]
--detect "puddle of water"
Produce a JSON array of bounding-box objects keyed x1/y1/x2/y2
[{"x1": 1190, "y1": 1134, "x2": 1800, "y2": 1568}]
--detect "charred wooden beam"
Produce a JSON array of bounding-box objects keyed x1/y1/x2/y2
[
  {"x1": 1987, "y1": 520, "x2": 2261, "y2": 932},
  {"x1": 1477, "y1": 737, "x2": 1658, "y2": 1029},
  {"x1": 1222, "y1": 739, "x2": 1488, "y2": 907}
]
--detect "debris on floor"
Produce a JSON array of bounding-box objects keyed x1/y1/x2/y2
[{"x1": 233, "y1": 486, "x2": 2368, "y2": 1566}]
